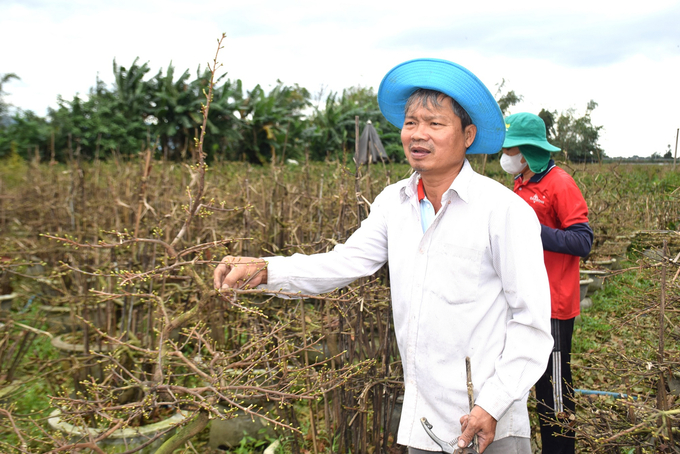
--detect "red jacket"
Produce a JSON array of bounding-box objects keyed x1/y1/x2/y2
[{"x1": 513, "y1": 163, "x2": 591, "y2": 319}]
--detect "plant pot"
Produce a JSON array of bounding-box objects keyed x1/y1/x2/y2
[
  {"x1": 579, "y1": 279, "x2": 593, "y2": 302},
  {"x1": 642, "y1": 248, "x2": 666, "y2": 262},
  {"x1": 580, "y1": 297, "x2": 593, "y2": 310},
  {"x1": 0, "y1": 292, "x2": 17, "y2": 313},
  {"x1": 387, "y1": 394, "x2": 403, "y2": 442},
  {"x1": 579, "y1": 270, "x2": 608, "y2": 295},
  {"x1": 39, "y1": 304, "x2": 75, "y2": 333},
  {"x1": 50, "y1": 334, "x2": 115, "y2": 354},
  {"x1": 208, "y1": 402, "x2": 276, "y2": 451},
  {"x1": 48, "y1": 408, "x2": 189, "y2": 454},
  {"x1": 297, "y1": 341, "x2": 335, "y2": 364},
  {"x1": 0, "y1": 379, "x2": 24, "y2": 406},
  {"x1": 586, "y1": 257, "x2": 618, "y2": 270},
  {"x1": 40, "y1": 302, "x2": 109, "y2": 334},
  {"x1": 51, "y1": 333, "x2": 116, "y2": 384}
]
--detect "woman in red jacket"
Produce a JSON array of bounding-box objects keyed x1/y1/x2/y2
[{"x1": 500, "y1": 112, "x2": 593, "y2": 454}]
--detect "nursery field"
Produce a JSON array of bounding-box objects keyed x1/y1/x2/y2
[{"x1": 0, "y1": 154, "x2": 679, "y2": 454}]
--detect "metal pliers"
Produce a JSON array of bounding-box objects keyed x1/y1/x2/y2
[{"x1": 420, "y1": 417, "x2": 478, "y2": 454}]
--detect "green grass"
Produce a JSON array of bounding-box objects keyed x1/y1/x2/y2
[{"x1": 569, "y1": 249, "x2": 679, "y2": 452}]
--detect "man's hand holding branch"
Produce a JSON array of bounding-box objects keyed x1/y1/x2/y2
[{"x1": 213, "y1": 256, "x2": 268, "y2": 290}]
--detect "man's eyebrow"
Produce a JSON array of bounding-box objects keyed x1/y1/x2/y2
[{"x1": 404, "y1": 111, "x2": 449, "y2": 121}]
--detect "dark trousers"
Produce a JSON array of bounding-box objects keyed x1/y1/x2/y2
[
  {"x1": 535, "y1": 317, "x2": 575, "y2": 454},
  {"x1": 408, "y1": 436, "x2": 531, "y2": 453}
]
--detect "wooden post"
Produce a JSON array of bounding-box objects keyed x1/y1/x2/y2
[
  {"x1": 50, "y1": 129, "x2": 56, "y2": 164},
  {"x1": 657, "y1": 240, "x2": 673, "y2": 446},
  {"x1": 354, "y1": 116, "x2": 364, "y2": 223},
  {"x1": 0, "y1": 176, "x2": 4, "y2": 232},
  {"x1": 673, "y1": 128, "x2": 678, "y2": 170}
]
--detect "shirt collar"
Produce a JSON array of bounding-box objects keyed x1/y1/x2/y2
[
  {"x1": 515, "y1": 159, "x2": 556, "y2": 183},
  {"x1": 449, "y1": 160, "x2": 472, "y2": 204},
  {"x1": 400, "y1": 159, "x2": 473, "y2": 204}
]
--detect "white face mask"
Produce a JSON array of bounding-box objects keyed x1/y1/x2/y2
[{"x1": 500, "y1": 152, "x2": 527, "y2": 174}]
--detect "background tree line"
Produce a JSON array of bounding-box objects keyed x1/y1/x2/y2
[{"x1": 0, "y1": 60, "x2": 603, "y2": 163}]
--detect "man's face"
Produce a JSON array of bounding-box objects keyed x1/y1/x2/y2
[{"x1": 401, "y1": 96, "x2": 476, "y2": 179}]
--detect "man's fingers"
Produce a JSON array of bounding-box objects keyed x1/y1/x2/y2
[
  {"x1": 213, "y1": 256, "x2": 234, "y2": 289},
  {"x1": 221, "y1": 269, "x2": 246, "y2": 290},
  {"x1": 457, "y1": 420, "x2": 475, "y2": 449},
  {"x1": 214, "y1": 256, "x2": 267, "y2": 290},
  {"x1": 459, "y1": 414, "x2": 469, "y2": 429},
  {"x1": 213, "y1": 263, "x2": 230, "y2": 289},
  {"x1": 458, "y1": 406, "x2": 496, "y2": 453}
]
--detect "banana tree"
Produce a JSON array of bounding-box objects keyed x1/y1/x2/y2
[
  {"x1": 149, "y1": 63, "x2": 198, "y2": 160},
  {"x1": 238, "y1": 81, "x2": 311, "y2": 164}
]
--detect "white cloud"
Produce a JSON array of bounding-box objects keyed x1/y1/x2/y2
[{"x1": 1, "y1": 0, "x2": 678, "y2": 157}]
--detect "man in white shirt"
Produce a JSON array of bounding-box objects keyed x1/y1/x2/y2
[{"x1": 214, "y1": 58, "x2": 553, "y2": 453}]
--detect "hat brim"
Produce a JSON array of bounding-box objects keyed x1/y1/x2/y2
[
  {"x1": 502, "y1": 137, "x2": 561, "y2": 152},
  {"x1": 378, "y1": 58, "x2": 505, "y2": 155}
]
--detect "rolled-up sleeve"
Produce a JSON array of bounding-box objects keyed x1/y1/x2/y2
[{"x1": 261, "y1": 190, "x2": 391, "y2": 296}]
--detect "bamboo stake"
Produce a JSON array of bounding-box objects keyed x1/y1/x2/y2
[
  {"x1": 657, "y1": 239, "x2": 673, "y2": 447},
  {"x1": 0, "y1": 176, "x2": 4, "y2": 232},
  {"x1": 133, "y1": 148, "x2": 152, "y2": 239},
  {"x1": 50, "y1": 129, "x2": 56, "y2": 164},
  {"x1": 244, "y1": 168, "x2": 251, "y2": 256},
  {"x1": 673, "y1": 128, "x2": 678, "y2": 170},
  {"x1": 354, "y1": 116, "x2": 364, "y2": 223},
  {"x1": 316, "y1": 174, "x2": 324, "y2": 242},
  {"x1": 466, "y1": 356, "x2": 479, "y2": 453}
]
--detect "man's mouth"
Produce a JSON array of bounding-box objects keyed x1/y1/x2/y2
[{"x1": 409, "y1": 145, "x2": 433, "y2": 158}]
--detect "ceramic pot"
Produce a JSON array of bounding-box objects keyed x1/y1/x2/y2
[
  {"x1": 48, "y1": 408, "x2": 189, "y2": 454},
  {"x1": 586, "y1": 257, "x2": 618, "y2": 270},
  {"x1": 0, "y1": 292, "x2": 17, "y2": 313},
  {"x1": 50, "y1": 333, "x2": 115, "y2": 354},
  {"x1": 40, "y1": 302, "x2": 109, "y2": 334},
  {"x1": 579, "y1": 279, "x2": 593, "y2": 302},
  {"x1": 579, "y1": 270, "x2": 608, "y2": 295},
  {"x1": 208, "y1": 403, "x2": 276, "y2": 450},
  {"x1": 51, "y1": 333, "x2": 116, "y2": 384}
]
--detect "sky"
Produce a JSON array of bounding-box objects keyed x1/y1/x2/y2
[{"x1": 1, "y1": 0, "x2": 679, "y2": 158}]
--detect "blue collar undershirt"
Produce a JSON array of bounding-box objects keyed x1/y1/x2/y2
[{"x1": 417, "y1": 178, "x2": 435, "y2": 233}]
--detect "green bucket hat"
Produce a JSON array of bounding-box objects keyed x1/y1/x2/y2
[{"x1": 503, "y1": 112, "x2": 560, "y2": 173}]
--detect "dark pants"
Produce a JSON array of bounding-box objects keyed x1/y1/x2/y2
[
  {"x1": 535, "y1": 317, "x2": 575, "y2": 454},
  {"x1": 408, "y1": 436, "x2": 531, "y2": 453}
]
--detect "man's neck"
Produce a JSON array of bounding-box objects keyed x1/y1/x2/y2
[
  {"x1": 520, "y1": 166, "x2": 535, "y2": 183},
  {"x1": 419, "y1": 165, "x2": 462, "y2": 212}
]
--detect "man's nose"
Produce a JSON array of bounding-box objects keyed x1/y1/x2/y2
[{"x1": 411, "y1": 123, "x2": 429, "y2": 141}]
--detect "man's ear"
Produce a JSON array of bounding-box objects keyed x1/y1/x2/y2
[{"x1": 464, "y1": 124, "x2": 477, "y2": 148}]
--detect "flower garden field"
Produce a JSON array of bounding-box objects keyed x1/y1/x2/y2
[{"x1": 0, "y1": 155, "x2": 678, "y2": 453}]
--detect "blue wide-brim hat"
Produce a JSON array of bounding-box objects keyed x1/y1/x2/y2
[{"x1": 378, "y1": 58, "x2": 505, "y2": 155}]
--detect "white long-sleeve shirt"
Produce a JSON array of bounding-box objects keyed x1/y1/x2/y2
[{"x1": 260, "y1": 160, "x2": 552, "y2": 450}]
